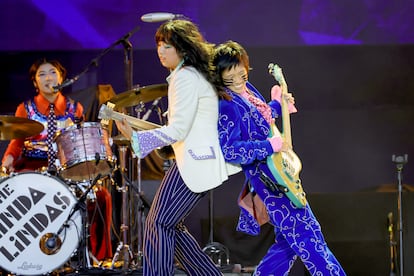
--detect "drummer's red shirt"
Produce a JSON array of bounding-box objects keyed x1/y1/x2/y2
[{"x1": 2, "y1": 93, "x2": 84, "y2": 164}]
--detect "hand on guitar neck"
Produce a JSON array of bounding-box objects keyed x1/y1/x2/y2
[
  {"x1": 267, "y1": 63, "x2": 306, "y2": 208},
  {"x1": 98, "y1": 103, "x2": 161, "y2": 131},
  {"x1": 98, "y1": 103, "x2": 175, "y2": 160}
]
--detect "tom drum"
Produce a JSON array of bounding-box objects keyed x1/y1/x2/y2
[{"x1": 55, "y1": 122, "x2": 114, "y2": 182}]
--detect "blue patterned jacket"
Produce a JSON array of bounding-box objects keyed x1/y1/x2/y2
[{"x1": 218, "y1": 81, "x2": 283, "y2": 235}]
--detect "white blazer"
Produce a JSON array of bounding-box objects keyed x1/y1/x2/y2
[{"x1": 155, "y1": 66, "x2": 239, "y2": 192}]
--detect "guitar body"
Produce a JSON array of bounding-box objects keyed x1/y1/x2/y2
[
  {"x1": 267, "y1": 63, "x2": 307, "y2": 208},
  {"x1": 266, "y1": 124, "x2": 306, "y2": 208}
]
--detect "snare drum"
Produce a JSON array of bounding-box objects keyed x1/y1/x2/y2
[
  {"x1": 0, "y1": 172, "x2": 82, "y2": 275},
  {"x1": 55, "y1": 122, "x2": 114, "y2": 182}
]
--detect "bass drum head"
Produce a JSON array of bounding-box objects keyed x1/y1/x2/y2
[{"x1": 0, "y1": 172, "x2": 82, "y2": 275}]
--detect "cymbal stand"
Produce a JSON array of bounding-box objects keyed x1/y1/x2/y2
[
  {"x1": 132, "y1": 102, "x2": 146, "y2": 268},
  {"x1": 132, "y1": 153, "x2": 146, "y2": 268},
  {"x1": 202, "y1": 190, "x2": 230, "y2": 267},
  {"x1": 392, "y1": 154, "x2": 408, "y2": 276},
  {"x1": 111, "y1": 145, "x2": 134, "y2": 270}
]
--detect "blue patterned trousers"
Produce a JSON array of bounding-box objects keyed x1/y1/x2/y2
[{"x1": 252, "y1": 183, "x2": 346, "y2": 276}]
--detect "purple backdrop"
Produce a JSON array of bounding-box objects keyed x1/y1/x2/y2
[{"x1": 1, "y1": 0, "x2": 414, "y2": 51}]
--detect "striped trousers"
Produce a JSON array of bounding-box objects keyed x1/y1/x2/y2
[{"x1": 143, "y1": 162, "x2": 222, "y2": 276}]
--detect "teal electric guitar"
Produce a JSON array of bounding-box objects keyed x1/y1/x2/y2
[{"x1": 266, "y1": 63, "x2": 306, "y2": 208}]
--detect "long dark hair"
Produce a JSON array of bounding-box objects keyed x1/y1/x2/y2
[
  {"x1": 211, "y1": 40, "x2": 250, "y2": 100},
  {"x1": 155, "y1": 19, "x2": 216, "y2": 85}
]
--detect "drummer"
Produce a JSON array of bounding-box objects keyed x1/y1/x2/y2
[
  {"x1": 2, "y1": 58, "x2": 83, "y2": 172},
  {"x1": 1, "y1": 58, "x2": 113, "y2": 263}
]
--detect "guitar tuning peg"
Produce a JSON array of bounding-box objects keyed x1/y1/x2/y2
[{"x1": 268, "y1": 63, "x2": 274, "y2": 72}]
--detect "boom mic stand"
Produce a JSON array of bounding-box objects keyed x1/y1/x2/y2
[
  {"x1": 54, "y1": 25, "x2": 140, "y2": 93},
  {"x1": 392, "y1": 154, "x2": 408, "y2": 276}
]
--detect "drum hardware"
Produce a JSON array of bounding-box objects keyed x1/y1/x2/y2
[
  {"x1": 71, "y1": 181, "x2": 98, "y2": 202},
  {"x1": 0, "y1": 115, "x2": 44, "y2": 140},
  {"x1": 68, "y1": 173, "x2": 103, "y2": 270},
  {"x1": 102, "y1": 84, "x2": 169, "y2": 270},
  {"x1": 132, "y1": 152, "x2": 146, "y2": 268},
  {"x1": 129, "y1": 101, "x2": 156, "y2": 268},
  {"x1": 110, "y1": 145, "x2": 134, "y2": 270}
]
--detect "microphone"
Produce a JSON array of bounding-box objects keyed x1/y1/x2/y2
[
  {"x1": 142, "y1": 97, "x2": 161, "y2": 120},
  {"x1": 141, "y1": 12, "x2": 182, "y2": 23},
  {"x1": 51, "y1": 77, "x2": 78, "y2": 92}
]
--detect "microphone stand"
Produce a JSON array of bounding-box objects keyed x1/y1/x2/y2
[
  {"x1": 388, "y1": 212, "x2": 397, "y2": 276},
  {"x1": 392, "y1": 154, "x2": 408, "y2": 276},
  {"x1": 62, "y1": 24, "x2": 140, "y2": 92},
  {"x1": 202, "y1": 190, "x2": 230, "y2": 267}
]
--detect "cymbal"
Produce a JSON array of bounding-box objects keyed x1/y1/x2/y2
[
  {"x1": 0, "y1": 115, "x2": 44, "y2": 140},
  {"x1": 109, "y1": 83, "x2": 168, "y2": 108}
]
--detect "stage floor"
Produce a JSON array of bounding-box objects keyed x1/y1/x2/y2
[
  {"x1": 67, "y1": 264, "x2": 253, "y2": 275},
  {"x1": 1, "y1": 265, "x2": 253, "y2": 276}
]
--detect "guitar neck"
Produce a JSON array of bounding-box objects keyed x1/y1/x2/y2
[
  {"x1": 109, "y1": 110, "x2": 161, "y2": 130},
  {"x1": 280, "y1": 80, "x2": 292, "y2": 146}
]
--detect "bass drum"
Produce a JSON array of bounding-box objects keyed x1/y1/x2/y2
[{"x1": 0, "y1": 172, "x2": 82, "y2": 275}]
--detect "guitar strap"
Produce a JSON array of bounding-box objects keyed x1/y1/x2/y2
[{"x1": 258, "y1": 170, "x2": 288, "y2": 194}]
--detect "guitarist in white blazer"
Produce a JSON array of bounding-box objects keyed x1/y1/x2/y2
[
  {"x1": 114, "y1": 20, "x2": 239, "y2": 276},
  {"x1": 212, "y1": 41, "x2": 346, "y2": 276}
]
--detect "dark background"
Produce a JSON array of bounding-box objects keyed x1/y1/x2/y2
[{"x1": 1, "y1": 1, "x2": 414, "y2": 275}]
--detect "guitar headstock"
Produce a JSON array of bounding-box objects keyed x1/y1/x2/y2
[
  {"x1": 98, "y1": 102, "x2": 115, "y2": 127},
  {"x1": 268, "y1": 63, "x2": 286, "y2": 86}
]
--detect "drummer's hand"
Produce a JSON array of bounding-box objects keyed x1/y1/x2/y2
[
  {"x1": 1, "y1": 155, "x2": 15, "y2": 173},
  {"x1": 115, "y1": 119, "x2": 133, "y2": 140}
]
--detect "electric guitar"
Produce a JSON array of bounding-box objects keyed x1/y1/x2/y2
[
  {"x1": 98, "y1": 102, "x2": 175, "y2": 159},
  {"x1": 99, "y1": 102, "x2": 161, "y2": 130},
  {"x1": 266, "y1": 63, "x2": 307, "y2": 208}
]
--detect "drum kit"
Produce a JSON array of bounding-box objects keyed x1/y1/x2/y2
[{"x1": 0, "y1": 84, "x2": 168, "y2": 275}]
